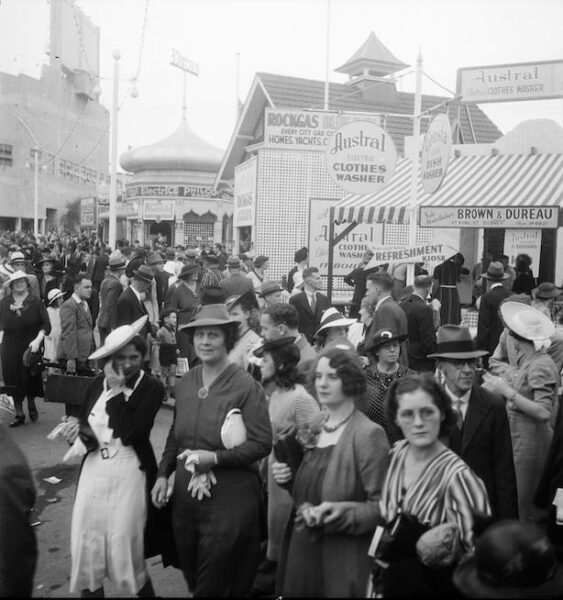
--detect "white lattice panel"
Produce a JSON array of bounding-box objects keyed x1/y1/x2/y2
[{"x1": 256, "y1": 149, "x2": 344, "y2": 287}]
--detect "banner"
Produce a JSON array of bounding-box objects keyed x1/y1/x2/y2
[
  {"x1": 142, "y1": 200, "x2": 175, "y2": 220},
  {"x1": 457, "y1": 60, "x2": 563, "y2": 103},
  {"x1": 419, "y1": 205, "x2": 559, "y2": 229},
  {"x1": 364, "y1": 243, "x2": 459, "y2": 271},
  {"x1": 126, "y1": 184, "x2": 213, "y2": 198},
  {"x1": 264, "y1": 109, "x2": 383, "y2": 151},
  {"x1": 233, "y1": 156, "x2": 257, "y2": 228},
  {"x1": 308, "y1": 198, "x2": 383, "y2": 278}
]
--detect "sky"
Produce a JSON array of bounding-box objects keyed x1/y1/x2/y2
[{"x1": 1, "y1": 0, "x2": 563, "y2": 162}]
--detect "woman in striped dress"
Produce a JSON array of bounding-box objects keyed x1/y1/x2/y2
[{"x1": 375, "y1": 374, "x2": 490, "y2": 597}]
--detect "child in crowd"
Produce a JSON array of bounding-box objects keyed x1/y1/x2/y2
[
  {"x1": 156, "y1": 308, "x2": 179, "y2": 400},
  {"x1": 44, "y1": 288, "x2": 64, "y2": 374}
]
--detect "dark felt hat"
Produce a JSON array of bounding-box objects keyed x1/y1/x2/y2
[
  {"x1": 147, "y1": 253, "x2": 164, "y2": 266},
  {"x1": 253, "y1": 336, "x2": 298, "y2": 358},
  {"x1": 534, "y1": 282, "x2": 563, "y2": 299},
  {"x1": 225, "y1": 291, "x2": 259, "y2": 311},
  {"x1": 483, "y1": 261, "x2": 509, "y2": 281},
  {"x1": 133, "y1": 264, "x2": 155, "y2": 282},
  {"x1": 365, "y1": 328, "x2": 408, "y2": 353},
  {"x1": 428, "y1": 325, "x2": 488, "y2": 359},
  {"x1": 177, "y1": 264, "x2": 199, "y2": 279},
  {"x1": 200, "y1": 286, "x2": 226, "y2": 305},
  {"x1": 179, "y1": 304, "x2": 238, "y2": 330}
]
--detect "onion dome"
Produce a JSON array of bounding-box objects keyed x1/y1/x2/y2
[{"x1": 120, "y1": 121, "x2": 223, "y2": 173}]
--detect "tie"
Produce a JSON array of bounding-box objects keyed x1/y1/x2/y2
[
  {"x1": 451, "y1": 397, "x2": 464, "y2": 430},
  {"x1": 310, "y1": 292, "x2": 317, "y2": 314},
  {"x1": 83, "y1": 301, "x2": 91, "y2": 321}
]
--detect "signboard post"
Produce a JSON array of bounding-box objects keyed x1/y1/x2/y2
[
  {"x1": 421, "y1": 113, "x2": 452, "y2": 194},
  {"x1": 233, "y1": 156, "x2": 257, "y2": 229},
  {"x1": 170, "y1": 48, "x2": 199, "y2": 121},
  {"x1": 80, "y1": 198, "x2": 97, "y2": 229}
]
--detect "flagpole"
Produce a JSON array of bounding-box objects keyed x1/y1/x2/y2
[
  {"x1": 407, "y1": 49, "x2": 423, "y2": 285},
  {"x1": 324, "y1": 0, "x2": 330, "y2": 110}
]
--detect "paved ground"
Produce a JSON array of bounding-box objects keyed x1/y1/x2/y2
[{"x1": 2, "y1": 398, "x2": 188, "y2": 598}]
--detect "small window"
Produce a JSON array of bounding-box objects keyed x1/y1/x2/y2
[{"x1": 0, "y1": 144, "x2": 13, "y2": 167}]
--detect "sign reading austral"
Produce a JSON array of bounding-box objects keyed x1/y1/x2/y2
[
  {"x1": 324, "y1": 121, "x2": 397, "y2": 195},
  {"x1": 420, "y1": 206, "x2": 559, "y2": 229},
  {"x1": 457, "y1": 60, "x2": 563, "y2": 103}
]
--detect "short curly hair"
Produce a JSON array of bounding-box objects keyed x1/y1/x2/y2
[
  {"x1": 386, "y1": 373, "x2": 457, "y2": 439},
  {"x1": 186, "y1": 322, "x2": 240, "y2": 354},
  {"x1": 266, "y1": 343, "x2": 304, "y2": 390},
  {"x1": 310, "y1": 347, "x2": 366, "y2": 399}
]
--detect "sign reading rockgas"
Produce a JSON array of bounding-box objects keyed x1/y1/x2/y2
[
  {"x1": 324, "y1": 121, "x2": 398, "y2": 195},
  {"x1": 421, "y1": 114, "x2": 451, "y2": 194}
]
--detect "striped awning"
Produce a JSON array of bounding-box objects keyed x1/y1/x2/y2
[{"x1": 333, "y1": 153, "x2": 563, "y2": 224}]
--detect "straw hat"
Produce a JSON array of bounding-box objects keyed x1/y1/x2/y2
[
  {"x1": 8, "y1": 271, "x2": 29, "y2": 284},
  {"x1": 500, "y1": 302, "x2": 555, "y2": 341},
  {"x1": 89, "y1": 316, "x2": 148, "y2": 360},
  {"x1": 47, "y1": 288, "x2": 65, "y2": 306},
  {"x1": 109, "y1": 256, "x2": 126, "y2": 270},
  {"x1": 179, "y1": 303, "x2": 238, "y2": 330},
  {"x1": 315, "y1": 307, "x2": 356, "y2": 336},
  {"x1": 428, "y1": 325, "x2": 488, "y2": 359},
  {"x1": 453, "y1": 520, "x2": 563, "y2": 598},
  {"x1": 9, "y1": 251, "x2": 26, "y2": 264}
]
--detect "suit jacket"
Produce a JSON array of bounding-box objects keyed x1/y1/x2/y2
[
  {"x1": 447, "y1": 385, "x2": 518, "y2": 520},
  {"x1": 366, "y1": 296, "x2": 409, "y2": 366},
  {"x1": 98, "y1": 274, "x2": 124, "y2": 330},
  {"x1": 155, "y1": 269, "x2": 172, "y2": 309},
  {"x1": 400, "y1": 293, "x2": 437, "y2": 371},
  {"x1": 476, "y1": 285, "x2": 511, "y2": 355},
  {"x1": 58, "y1": 297, "x2": 95, "y2": 362},
  {"x1": 220, "y1": 272, "x2": 255, "y2": 298},
  {"x1": 163, "y1": 281, "x2": 199, "y2": 327},
  {"x1": 77, "y1": 373, "x2": 175, "y2": 565},
  {"x1": 289, "y1": 291, "x2": 331, "y2": 344},
  {"x1": 116, "y1": 286, "x2": 149, "y2": 337},
  {"x1": 0, "y1": 425, "x2": 37, "y2": 597}
]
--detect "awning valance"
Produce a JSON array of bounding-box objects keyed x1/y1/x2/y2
[{"x1": 333, "y1": 153, "x2": 563, "y2": 225}]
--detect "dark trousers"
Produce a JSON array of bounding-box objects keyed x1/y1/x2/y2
[{"x1": 98, "y1": 326, "x2": 110, "y2": 345}]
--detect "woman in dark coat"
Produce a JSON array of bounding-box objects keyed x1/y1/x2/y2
[
  {"x1": 152, "y1": 303, "x2": 272, "y2": 596},
  {"x1": 63, "y1": 316, "x2": 172, "y2": 597},
  {"x1": 0, "y1": 271, "x2": 51, "y2": 426},
  {"x1": 432, "y1": 253, "x2": 463, "y2": 325}
]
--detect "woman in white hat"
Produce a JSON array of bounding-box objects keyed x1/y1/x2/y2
[
  {"x1": 151, "y1": 304, "x2": 272, "y2": 596},
  {"x1": 62, "y1": 316, "x2": 172, "y2": 597},
  {"x1": 313, "y1": 307, "x2": 356, "y2": 352},
  {"x1": 483, "y1": 302, "x2": 559, "y2": 523},
  {"x1": 0, "y1": 271, "x2": 51, "y2": 426},
  {"x1": 43, "y1": 288, "x2": 65, "y2": 369}
]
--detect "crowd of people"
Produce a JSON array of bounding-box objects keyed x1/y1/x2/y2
[{"x1": 1, "y1": 231, "x2": 563, "y2": 598}]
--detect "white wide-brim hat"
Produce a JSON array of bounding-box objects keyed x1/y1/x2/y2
[
  {"x1": 8, "y1": 271, "x2": 29, "y2": 284},
  {"x1": 500, "y1": 302, "x2": 555, "y2": 341},
  {"x1": 47, "y1": 288, "x2": 65, "y2": 305},
  {"x1": 89, "y1": 315, "x2": 148, "y2": 360},
  {"x1": 315, "y1": 307, "x2": 357, "y2": 335}
]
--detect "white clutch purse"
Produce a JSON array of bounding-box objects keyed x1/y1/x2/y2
[{"x1": 220, "y1": 408, "x2": 247, "y2": 449}]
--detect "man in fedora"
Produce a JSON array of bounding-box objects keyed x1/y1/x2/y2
[
  {"x1": 147, "y1": 252, "x2": 172, "y2": 311},
  {"x1": 164, "y1": 263, "x2": 200, "y2": 364},
  {"x1": 259, "y1": 281, "x2": 286, "y2": 306},
  {"x1": 98, "y1": 256, "x2": 126, "y2": 343},
  {"x1": 476, "y1": 261, "x2": 511, "y2": 366},
  {"x1": 220, "y1": 256, "x2": 254, "y2": 298},
  {"x1": 116, "y1": 264, "x2": 154, "y2": 341},
  {"x1": 532, "y1": 281, "x2": 563, "y2": 321},
  {"x1": 429, "y1": 325, "x2": 518, "y2": 521}
]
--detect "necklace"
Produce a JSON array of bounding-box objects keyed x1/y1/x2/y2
[{"x1": 322, "y1": 408, "x2": 355, "y2": 433}]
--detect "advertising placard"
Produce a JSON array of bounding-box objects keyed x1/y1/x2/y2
[
  {"x1": 364, "y1": 243, "x2": 459, "y2": 271},
  {"x1": 457, "y1": 60, "x2": 563, "y2": 103},
  {"x1": 80, "y1": 198, "x2": 96, "y2": 227},
  {"x1": 264, "y1": 109, "x2": 383, "y2": 151},
  {"x1": 504, "y1": 229, "x2": 541, "y2": 276},
  {"x1": 126, "y1": 184, "x2": 212, "y2": 198},
  {"x1": 324, "y1": 121, "x2": 398, "y2": 195},
  {"x1": 234, "y1": 156, "x2": 257, "y2": 228},
  {"x1": 142, "y1": 200, "x2": 175, "y2": 221},
  {"x1": 308, "y1": 198, "x2": 383, "y2": 278},
  {"x1": 419, "y1": 205, "x2": 559, "y2": 229},
  {"x1": 421, "y1": 114, "x2": 452, "y2": 194}
]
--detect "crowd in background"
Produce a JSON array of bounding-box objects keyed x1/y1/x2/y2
[{"x1": 1, "y1": 229, "x2": 563, "y2": 598}]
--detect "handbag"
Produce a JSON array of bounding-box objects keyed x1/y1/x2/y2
[
  {"x1": 374, "y1": 512, "x2": 430, "y2": 564},
  {"x1": 273, "y1": 427, "x2": 304, "y2": 477},
  {"x1": 44, "y1": 373, "x2": 93, "y2": 406}
]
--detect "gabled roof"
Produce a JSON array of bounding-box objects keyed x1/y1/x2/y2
[
  {"x1": 335, "y1": 32, "x2": 408, "y2": 76},
  {"x1": 213, "y1": 72, "x2": 503, "y2": 188}
]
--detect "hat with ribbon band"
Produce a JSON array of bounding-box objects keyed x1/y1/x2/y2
[{"x1": 428, "y1": 325, "x2": 488, "y2": 359}]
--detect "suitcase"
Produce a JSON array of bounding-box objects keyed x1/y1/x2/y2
[{"x1": 44, "y1": 373, "x2": 94, "y2": 407}]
